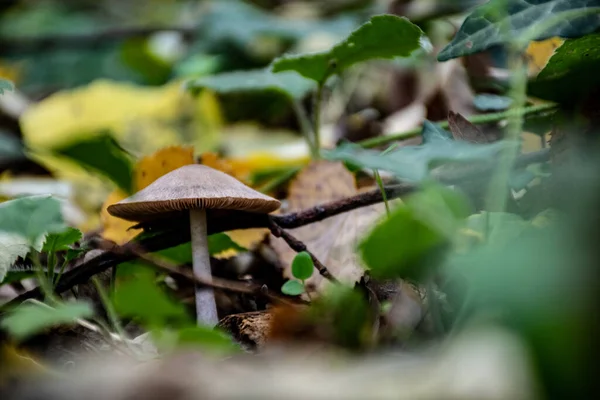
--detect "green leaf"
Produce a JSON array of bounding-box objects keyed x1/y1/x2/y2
[
  {"x1": 0, "y1": 232, "x2": 31, "y2": 283},
  {"x1": 281, "y1": 280, "x2": 305, "y2": 296},
  {"x1": 359, "y1": 186, "x2": 469, "y2": 280},
  {"x1": 208, "y1": 233, "x2": 248, "y2": 255},
  {"x1": 186, "y1": 68, "x2": 315, "y2": 100},
  {"x1": 291, "y1": 251, "x2": 314, "y2": 280},
  {"x1": 152, "y1": 234, "x2": 246, "y2": 265},
  {"x1": 200, "y1": 0, "x2": 357, "y2": 49},
  {"x1": 473, "y1": 94, "x2": 513, "y2": 111},
  {"x1": 0, "y1": 300, "x2": 93, "y2": 341},
  {"x1": 314, "y1": 284, "x2": 370, "y2": 349},
  {"x1": 0, "y1": 131, "x2": 26, "y2": 167},
  {"x1": 52, "y1": 132, "x2": 134, "y2": 194},
  {"x1": 528, "y1": 32, "x2": 600, "y2": 103},
  {"x1": 113, "y1": 272, "x2": 190, "y2": 327},
  {"x1": 1, "y1": 271, "x2": 36, "y2": 287},
  {"x1": 324, "y1": 124, "x2": 515, "y2": 183},
  {"x1": 438, "y1": 0, "x2": 600, "y2": 61},
  {"x1": 42, "y1": 227, "x2": 82, "y2": 253},
  {"x1": 0, "y1": 195, "x2": 66, "y2": 245},
  {"x1": 175, "y1": 326, "x2": 240, "y2": 354},
  {"x1": 272, "y1": 15, "x2": 428, "y2": 83},
  {"x1": 0, "y1": 78, "x2": 14, "y2": 95}
]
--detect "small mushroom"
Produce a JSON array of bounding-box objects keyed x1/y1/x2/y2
[{"x1": 107, "y1": 164, "x2": 280, "y2": 326}]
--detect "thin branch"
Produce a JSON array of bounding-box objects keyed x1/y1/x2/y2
[
  {"x1": 268, "y1": 220, "x2": 339, "y2": 283},
  {"x1": 93, "y1": 238, "x2": 300, "y2": 306}
]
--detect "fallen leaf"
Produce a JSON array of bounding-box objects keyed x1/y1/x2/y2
[
  {"x1": 447, "y1": 110, "x2": 490, "y2": 143},
  {"x1": 525, "y1": 37, "x2": 565, "y2": 77},
  {"x1": 270, "y1": 161, "x2": 395, "y2": 295},
  {"x1": 101, "y1": 146, "x2": 195, "y2": 244},
  {"x1": 135, "y1": 146, "x2": 195, "y2": 190}
]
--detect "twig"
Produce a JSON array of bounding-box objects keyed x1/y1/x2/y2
[
  {"x1": 268, "y1": 220, "x2": 339, "y2": 283},
  {"x1": 273, "y1": 183, "x2": 415, "y2": 229},
  {"x1": 94, "y1": 238, "x2": 300, "y2": 306}
]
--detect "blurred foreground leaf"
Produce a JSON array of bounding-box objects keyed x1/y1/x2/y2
[
  {"x1": 272, "y1": 15, "x2": 428, "y2": 83},
  {"x1": 359, "y1": 186, "x2": 470, "y2": 280},
  {"x1": 438, "y1": 0, "x2": 600, "y2": 61},
  {"x1": 114, "y1": 271, "x2": 189, "y2": 327},
  {"x1": 1, "y1": 301, "x2": 93, "y2": 341}
]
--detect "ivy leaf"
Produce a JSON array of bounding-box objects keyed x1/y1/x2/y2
[
  {"x1": 1, "y1": 301, "x2": 93, "y2": 341},
  {"x1": 272, "y1": 15, "x2": 428, "y2": 84},
  {"x1": 291, "y1": 251, "x2": 314, "y2": 281},
  {"x1": 42, "y1": 227, "x2": 82, "y2": 253},
  {"x1": 324, "y1": 122, "x2": 514, "y2": 183},
  {"x1": 186, "y1": 68, "x2": 315, "y2": 100},
  {"x1": 528, "y1": 32, "x2": 600, "y2": 103},
  {"x1": 52, "y1": 131, "x2": 134, "y2": 194},
  {"x1": 281, "y1": 280, "x2": 305, "y2": 296},
  {"x1": 438, "y1": 0, "x2": 600, "y2": 61},
  {"x1": 0, "y1": 78, "x2": 14, "y2": 95},
  {"x1": 0, "y1": 195, "x2": 66, "y2": 245}
]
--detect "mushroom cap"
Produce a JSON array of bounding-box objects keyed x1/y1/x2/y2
[{"x1": 107, "y1": 164, "x2": 280, "y2": 222}]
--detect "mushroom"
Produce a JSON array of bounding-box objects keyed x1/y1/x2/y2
[{"x1": 107, "y1": 164, "x2": 280, "y2": 326}]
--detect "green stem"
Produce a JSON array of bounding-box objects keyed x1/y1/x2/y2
[
  {"x1": 31, "y1": 251, "x2": 58, "y2": 305},
  {"x1": 291, "y1": 99, "x2": 318, "y2": 159},
  {"x1": 53, "y1": 259, "x2": 69, "y2": 288},
  {"x1": 374, "y1": 170, "x2": 390, "y2": 216},
  {"x1": 485, "y1": 47, "x2": 528, "y2": 212},
  {"x1": 313, "y1": 83, "x2": 325, "y2": 159},
  {"x1": 357, "y1": 103, "x2": 557, "y2": 148},
  {"x1": 47, "y1": 251, "x2": 56, "y2": 283},
  {"x1": 91, "y1": 276, "x2": 128, "y2": 342}
]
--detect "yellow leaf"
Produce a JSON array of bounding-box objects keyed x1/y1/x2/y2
[
  {"x1": 0, "y1": 345, "x2": 49, "y2": 384},
  {"x1": 213, "y1": 228, "x2": 270, "y2": 259},
  {"x1": 135, "y1": 146, "x2": 195, "y2": 190},
  {"x1": 525, "y1": 37, "x2": 564, "y2": 77},
  {"x1": 100, "y1": 190, "x2": 139, "y2": 244},
  {"x1": 19, "y1": 79, "x2": 223, "y2": 231},
  {"x1": 101, "y1": 146, "x2": 195, "y2": 244}
]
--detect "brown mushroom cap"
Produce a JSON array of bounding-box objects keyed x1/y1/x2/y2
[{"x1": 107, "y1": 164, "x2": 280, "y2": 222}]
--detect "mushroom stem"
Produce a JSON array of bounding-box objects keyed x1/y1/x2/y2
[{"x1": 189, "y1": 208, "x2": 219, "y2": 326}]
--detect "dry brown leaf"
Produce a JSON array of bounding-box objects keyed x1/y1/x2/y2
[{"x1": 271, "y1": 161, "x2": 394, "y2": 295}]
